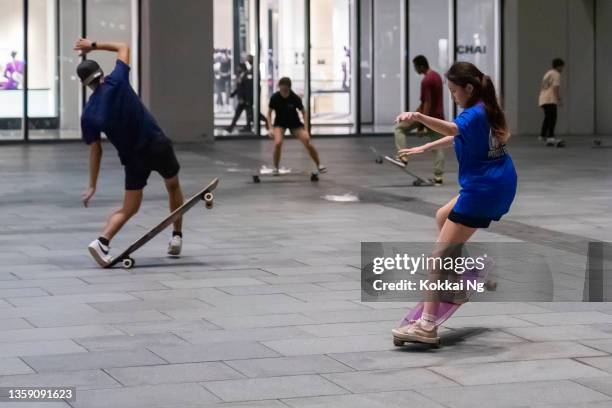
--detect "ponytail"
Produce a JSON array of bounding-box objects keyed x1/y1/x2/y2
[
  {"x1": 446, "y1": 62, "x2": 510, "y2": 144},
  {"x1": 480, "y1": 75, "x2": 510, "y2": 143}
]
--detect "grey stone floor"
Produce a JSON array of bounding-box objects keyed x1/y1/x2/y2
[{"x1": 0, "y1": 135, "x2": 611, "y2": 407}]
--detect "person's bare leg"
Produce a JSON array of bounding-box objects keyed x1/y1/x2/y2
[
  {"x1": 101, "y1": 189, "x2": 143, "y2": 240},
  {"x1": 164, "y1": 175, "x2": 184, "y2": 232},
  {"x1": 273, "y1": 127, "x2": 284, "y2": 169},
  {"x1": 294, "y1": 128, "x2": 320, "y2": 167},
  {"x1": 421, "y1": 216, "x2": 477, "y2": 317},
  {"x1": 435, "y1": 195, "x2": 458, "y2": 233}
]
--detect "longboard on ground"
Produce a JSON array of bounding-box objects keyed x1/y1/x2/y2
[
  {"x1": 545, "y1": 139, "x2": 566, "y2": 148},
  {"x1": 252, "y1": 165, "x2": 320, "y2": 183},
  {"x1": 104, "y1": 178, "x2": 219, "y2": 269}
]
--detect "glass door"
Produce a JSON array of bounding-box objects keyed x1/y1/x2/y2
[
  {"x1": 259, "y1": 0, "x2": 306, "y2": 136},
  {"x1": 309, "y1": 0, "x2": 354, "y2": 132},
  {"x1": 0, "y1": 0, "x2": 24, "y2": 140}
]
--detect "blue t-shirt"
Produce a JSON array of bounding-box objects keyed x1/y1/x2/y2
[
  {"x1": 81, "y1": 60, "x2": 167, "y2": 164},
  {"x1": 452, "y1": 103, "x2": 517, "y2": 220}
]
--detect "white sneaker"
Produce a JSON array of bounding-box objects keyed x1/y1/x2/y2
[
  {"x1": 88, "y1": 239, "x2": 112, "y2": 267},
  {"x1": 168, "y1": 235, "x2": 182, "y2": 256},
  {"x1": 317, "y1": 165, "x2": 327, "y2": 174}
]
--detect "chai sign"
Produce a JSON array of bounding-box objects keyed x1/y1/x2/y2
[{"x1": 456, "y1": 45, "x2": 487, "y2": 54}]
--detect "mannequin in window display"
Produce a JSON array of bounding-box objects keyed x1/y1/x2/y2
[{"x1": 2, "y1": 51, "x2": 24, "y2": 90}]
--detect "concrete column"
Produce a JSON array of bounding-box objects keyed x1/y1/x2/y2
[{"x1": 140, "y1": 0, "x2": 214, "y2": 143}]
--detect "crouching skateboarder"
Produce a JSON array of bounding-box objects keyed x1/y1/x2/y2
[{"x1": 75, "y1": 38, "x2": 185, "y2": 267}]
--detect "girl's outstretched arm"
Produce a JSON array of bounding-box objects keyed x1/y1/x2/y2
[{"x1": 396, "y1": 111, "x2": 458, "y2": 136}]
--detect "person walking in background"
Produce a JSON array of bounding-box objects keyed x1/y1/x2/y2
[
  {"x1": 393, "y1": 55, "x2": 445, "y2": 186},
  {"x1": 539, "y1": 58, "x2": 565, "y2": 147},
  {"x1": 219, "y1": 50, "x2": 232, "y2": 112},
  {"x1": 226, "y1": 63, "x2": 255, "y2": 134}
]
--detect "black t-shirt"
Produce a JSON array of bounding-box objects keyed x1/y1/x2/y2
[{"x1": 269, "y1": 91, "x2": 304, "y2": 127}]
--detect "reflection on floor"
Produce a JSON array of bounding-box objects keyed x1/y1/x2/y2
[{"x1": 0, "y1": 129, "x2": 81, "y2": 141}]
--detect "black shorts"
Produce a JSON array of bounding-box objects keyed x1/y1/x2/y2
[
  {"x1": 448, "y1": 210, "x2": 493, "y2": 229},
  {"x1": 124, "y1": 140, "x2": 180, "y2": 190},
  {"x1": 273, "y1": 121, "x2": 304, "y2": 132}
]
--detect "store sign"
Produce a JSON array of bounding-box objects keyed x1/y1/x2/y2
[{"x1": 456, "y1": 45, "x2": 487, "y2": 54}]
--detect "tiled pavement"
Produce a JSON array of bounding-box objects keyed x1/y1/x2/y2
[{"x1": 0, "y1": 135, "x2": 611, "y2": 407}]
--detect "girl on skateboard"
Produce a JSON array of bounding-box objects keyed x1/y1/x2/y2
[
  {"x1": 74, "y1": 38, "x2": 186, "y2": 267},
  {"x1": 392, "y1": 62, "x2": 517, "y2": 344},
  {"x1": 266, "y1": 77, "x2": 326, "y2": 175}
]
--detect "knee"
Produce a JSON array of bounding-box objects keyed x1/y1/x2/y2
[
  {"x1": 122, "y1": 203, "x2": 140, "y2": 218},
  {"x1": 274, "y1": 140, "x2": 283, "y2": 148},
  {"x1": 166, "y1": 179, "x2": 181, "y2": 194},
  {"x1": 435, "y1": 207, "x2": 448, "y2": 227}
]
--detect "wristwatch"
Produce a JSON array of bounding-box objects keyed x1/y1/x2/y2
[{"x1": 92, "y1": 41, "x2": 97, "y2": 49}]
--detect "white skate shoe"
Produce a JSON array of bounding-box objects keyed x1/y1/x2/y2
[
  {"x1": 88, "y1": 239, "x2": 112, "y2": 267},
  {"x1": 168, "y1": 235, "x2": 182, "y2": 256}
]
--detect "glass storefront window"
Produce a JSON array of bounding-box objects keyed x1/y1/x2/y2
[
  {"x1": 456, "y1": 0, "x2": 501, "y2": 90},
  {"x1": 0, "y1": 0, "x2": 24, "y2": 140},
  {"x1": 259, "y1": 0, "x2": 305, "y2": 136},
  {"x1": 372, "y1": 0, "x2": 403, "y2": 129},
  {"x1": 214, "y1": 0, "x2": 256, "y2": 137},
  {"x1": 0, "y1": 0, "x2": 136, "y2": 142},
  {"x1": 28, "y1": 0, "x2": 59, "y2": 139},
  {"x1": 310, "y1": 0, "x2": 353, "y2": 130},
  {"x1": 408, "y1": 0, "x2": 452, "y2": 121}
]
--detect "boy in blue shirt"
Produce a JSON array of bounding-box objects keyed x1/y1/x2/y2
[{"x1": 75, "y1": 38, "x2": 185, "y2": 267}]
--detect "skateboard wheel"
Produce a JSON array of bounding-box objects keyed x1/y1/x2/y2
[
  {"x1": 375, "y1": 157, "x2": 383, "y2": 164},
  {"x1": 393, "y1": 337, "x2": 405, "y2": 347},
  {"x1": 122, "y1": 257, "x2": 135, "y2": 269},
  {"x1": 310, "y1": 173, "x2": 319, "y2": 182},
  {"x1": 485, "y1": 280, "x2": 498, "y2": 291},
  {"x1": 203, "y1": 192, "x2": 214, "y2": 209},
  {"x1": 253, "y1": 175, "x2": 261, "y2": 183}
]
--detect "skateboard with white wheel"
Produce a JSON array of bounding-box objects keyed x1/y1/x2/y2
[
  {"x1": 105, "y1": 178, "x2": 219, "y2": 269},
  {"x1": 252, "y1": 165, "x2": 319, "y2": 183},
  {"x1": 383, "y1": 154, "x2": 436, "y2": 187},
  {"x1": 369, "y1": 146, "x2": 434, "y2": 186}
]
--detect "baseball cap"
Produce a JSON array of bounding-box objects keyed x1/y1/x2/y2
[{"x1": 77, "y1": 60, "x2": 103, "y2": 86}]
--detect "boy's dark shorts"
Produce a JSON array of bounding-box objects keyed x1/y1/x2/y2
[
  {"x1": 124, "y1": 140, "x2": 180, "y2": 190},
  {"x1": 448, "y1": 210, "x2": 494, "y2": 229}
]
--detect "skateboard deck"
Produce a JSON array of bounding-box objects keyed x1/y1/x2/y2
[
  {"x1": 369, "y1": 146, "x2": 433, "y2": 186},
  {"x1": 105, "y1": 178, "x2": 219, "y2": 269},
  {"x1": 252, "y1": 165, "x2": 320, "y2": 183},
  {"x1": 393, "y1": 259, "x2": 496, "y2": 347}
]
